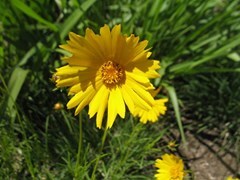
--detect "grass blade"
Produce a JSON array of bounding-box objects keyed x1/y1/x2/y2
[
  {"x1": 17, "y1": 0, "x2": 96, "y2": 67},
  {"x1": 60, "y1": 0, "x2": 96, "y2": 39},
  {"x1": 169, "y1": 34, "x2": 240, "y2": 74},
  {"x1": 6, "y1": 67, "x2": 29, "y2": 117},
  {"x1": 163, "y1": 83, "x2": 186, "y2": 144},
  {"x1": 11, "y1": 0, "x2": 58, "y2": 31}
]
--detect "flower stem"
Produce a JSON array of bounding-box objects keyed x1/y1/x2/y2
[
  {"x1": 74, "y1": 113, "x2": 83, "y2": 179},
  {"x1": 91, "y1": 127, "x2": 108, "y2": 180}
]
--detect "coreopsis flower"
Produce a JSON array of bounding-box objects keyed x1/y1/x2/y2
[
  {"x1": 55, "y1": 24, "x2": 160, "y2": 128},
  {"x1": 167, "y1": 140, "x2": 178, "y2": 151},
  {"x1": 53, "y1": 102, "x2": 63, "y2": 110},
  {"x1": 133, "y1": 98, "x2": 167, "y2": 123},
  {"x1": 133, "y1": 87, "x2": 168, "y2": 123},
  {"x1": 226, "y1": 176, "x2": 240, "y2": 180},
  {"x1": 155, "y1": 154, "x2": 185, "y2": 180}
]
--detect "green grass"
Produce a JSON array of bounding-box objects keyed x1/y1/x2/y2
[{"x1": 1, "y1": 0, "x2": 240, "y2": 179}]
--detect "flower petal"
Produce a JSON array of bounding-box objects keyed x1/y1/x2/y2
[
  {"x1": 56, "y1": 76, "x2": 79, "y2": 87},
  {"x1": 107, "y1": 94, "x2": 117, "y2": 128},
  {"x1": 106, "y1": 87, "x2": 126, "y2": 128},
  {"x1": 126, "y1": 78, "x2": 155, "y2": 106},
  {"x1": 120, "y1": 86, "x2": 135, "y2": 113},
  {"x1": 114, "y1": 88, "x2": 126, "y2": 118},
  {"x1": 88, "y1": 85, "x2": 109, "y2": 118},
  {"x1": 88, "y1": 85, "x2": 109, "y2": 128},
  {"x1": 126, "y1": 71, "x2": 150, "y2": 85},
  {"x1": 111, "y1": 24, "x2": 121, "y2": 59},
  {"x1": 96, "y1": 88, "x2": 109, "y2": 128},
  {"x1": 121, "y1": 83, "x2": 152, "y2": 111},
  {"x1": 100, "y1": 24, "x2": 112, "y2": 57},
  {"x1": 67, "y1": 79, "x2": 101, "y2": 111},
  {"x1": 126, "y1": 60, "x2": 160, "y2": 78}
]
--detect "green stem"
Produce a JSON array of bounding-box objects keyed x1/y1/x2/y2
[
  {"x1": 74, "y1": 113, "x2": 83, "y2": 179},
  {"x1": 91, "y1": 127, "x2": 108, "y2": 180}
]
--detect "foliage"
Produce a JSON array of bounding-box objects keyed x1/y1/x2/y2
[{"x1": 0, "y1": 0, "x2": 240, "y2": 178}]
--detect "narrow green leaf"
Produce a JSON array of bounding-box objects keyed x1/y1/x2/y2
[
  {"x1": 227, "y1": 52, "x2": 240, "y2": 62},
  {"x1": 0, "y1": 23, "x2": 3, "y2": 63},
  {"x1": 191, "y1": 34, "x2": 240, "y2": 68},
  {"x1": 17, "y1": 0, "x2": 96, "y2": 67},
  {"x1": 11, "y1": 0, "x2": 58, "y2": 31},
  {"x1": 163, "y1": 83, "x2": 186, "y2": 144},
  {"x1": 174, "y1": 67, "x2": 240, "y2": 74},
  {"x1": 60, "y1": 0, "x2": 96, "y2": 39},
  {"x1": 7, "y1": 67, "x2": 28, "y2": 116},
  {"x1": 169, "y1": 34, "x2": 240, "y2": 74}
]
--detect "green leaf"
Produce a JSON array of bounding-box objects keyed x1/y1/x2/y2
[
  {"x1": 169, "y1": 34, "x2": 240, "y2": 74},
  {"x1": 60, "y1": 0, "x2": 96, "y2": 39},
  {"x1": 17, "y1": 0, "x2": 96, "y2": 67},
  {"x1": 227, "y1": 52, "x2": 240, "y2": 62},
  {"x1": 11, "y1": 0, "x2": 58, "y2": 31},
  {"x1": 163, "y1": 83, "x2": 186, "y2": 144},
  {"x1": 7, "y1": 67, "x2": 29, "y2": 117}
]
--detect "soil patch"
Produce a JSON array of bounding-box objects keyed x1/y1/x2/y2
[{"x1": 173, "y1": 130, "x2": 239, "y2": 180}]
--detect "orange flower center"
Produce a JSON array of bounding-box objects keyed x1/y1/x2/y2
[{"x1": 101, "y1": 61, "x2": 125, "y2": 85}]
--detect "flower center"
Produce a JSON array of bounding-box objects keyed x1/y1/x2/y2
[{"x1": 101, "y1": 61, "x2": 125, "y2": 86}]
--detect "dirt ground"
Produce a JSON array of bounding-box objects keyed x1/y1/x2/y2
[{"x1": 176, "y1": 131, "x2": 240, "y2": 180}]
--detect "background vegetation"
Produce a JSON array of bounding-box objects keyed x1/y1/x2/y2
[{"x1": 0, "y1": 0, "x2": 240, "y2": 179}]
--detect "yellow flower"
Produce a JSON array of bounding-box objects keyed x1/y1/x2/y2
[
  {"x1": 133, "y1": 87, "x2": 167, "y2": 123},
  {"x1": 226, "y1": 176, "x2": 240, "y2": 180},
  {"x1": 133, "y1": 98, "x2": 168, "y2": 123},
  {"x1": 53, "y1": 102, "x2": 63, "y2": 110},
  {"x1": 155, "y1": 154, "x2": 185, "y2": 180},
  {"x1": 55, "y1": 24, "x2": 160, "y2": 128},
  {"x1": 167, "y1": 141, "x2": 178, "y2": 150}
]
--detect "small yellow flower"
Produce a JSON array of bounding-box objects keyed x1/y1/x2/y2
[
  {"x1": 155, "y1": 154, "x2": 185, "y2": 180},
  {"x1": 133, "y1": 98, "x2": 168, "y2": 123},
  {"x1": 54, "y1": 102, "x2": 63, "y2": 110},
  {"x1": 55, "y1": 24, "x2": 160, "y2": 128},
  {"x1": 226, "y1": 176, "x2": 240, "y2": 180},
  {"x1": 167, "y1": 140, "x2": 178, "y2": 150}
]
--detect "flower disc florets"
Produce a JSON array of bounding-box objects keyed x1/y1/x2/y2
[{"x1": 101, "y1": 61, "x2": 125, "y2": 86}]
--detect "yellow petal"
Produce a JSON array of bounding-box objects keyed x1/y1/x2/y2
[
  {"x1": 132, "y1": 40, "x2": 149, "y2": 60},
  {"x1": 107, "y1": 87, "x2": 125, "y2": 128},
  {"x1": 68, "y1": 83, "x2": 81, "y2": 95},
  {"x1": 96, "y1": 86, "x2": 109, "y2": 128},
  {"x1": 126, "y1": 78, "x2": 155, "y2": 106},
  {"x1": 126, "y1": 60, "x2": 160, "y2": 78},
  {"x1": 88, "y1": 85, "x2": 108, "y2": 118},
  {"x1": 85, "y1": 28, "x2": 106, "y2": 59},
  {"x1": 111, "y1": 24, "x2": 121, "y2": 59},
  {"x1": 122, "y1": 83, "x2": 151, "y2": 111},
  {"x1": 107, "y1": 94, "x2": 117, "y2": 128},
  {"x1": 56, "y1": 65, "x2": 87, "y2": 76},
  {"x1": 74, "y1": 88, "x2": 96, "y2": 115},
  {"x1": 113, "y1": 88, "x2": 125, "y2": 118},
  {"x1": 113, "y1": 35, "x2": 129, "y2": 64},
  {"x1": 120, "y1": 86, "x2": 135, "y2": 113},
  {"x1": 66, "y1": 32, "x2": 105, "y2": 64},
  {"x1": 72, "y1": 36, "x2": 105, "y2": 63},
  {"x1": 56, "y1": 76, "x2": 79, "y2": 87},
  {"x1": 100, "y1": 24, "x2": 112, "y2": 57},
  {"x1": 67, "y1": 91, "x2": 84, "y2": 109},
  {"x1": 126, "y1": 34, "x2": 139, "y2": 47},
  {"x1": 60, "y1": 50, "x2": 99, "y2": 67},
  {"x1": 67, "y1": 79, "x2": 101, "y2": 109},
  {"x1": 126, "y1": 71, "x2": 150, "y2": 85},
  {"x1": 96, "y1": 89, "x2": 109, "y2": 128}
]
